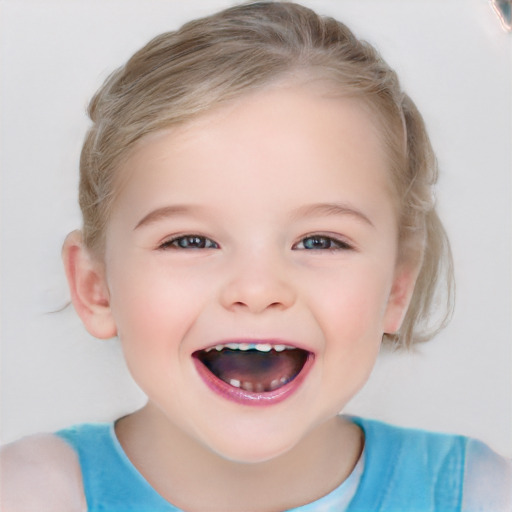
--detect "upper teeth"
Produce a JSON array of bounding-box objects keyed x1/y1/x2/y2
[{"x1": 206, "y1": 343, "x2": 295, "y2": 353}]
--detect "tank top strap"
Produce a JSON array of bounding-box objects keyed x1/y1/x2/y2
[
  {"x1": 347, "y1": 417, "x2": 467, "y2": 512},
  {"x1": 56, "y1": 423, "x2": 180, "y2": 512}
]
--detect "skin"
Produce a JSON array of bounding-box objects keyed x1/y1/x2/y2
[{"x1": 63, "y1": 82, "x2": 419, "y2": 511}]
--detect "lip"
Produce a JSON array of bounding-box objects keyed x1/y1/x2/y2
[
  {"x1": 195, "y1": 338, "x2": 313, "y2": 354},
  {"x1": 192, "y1": 340, "x2": 315, "y2": 407}
]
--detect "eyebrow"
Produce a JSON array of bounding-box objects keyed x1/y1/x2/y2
[
  {"x1": 292, "y1": 202, "x2": 374, "y2": 227},
  {"x1": 134, "y1": 205, "x2": 201, "y2": 230},
  {"x1": 134, "y1": 202, "x2": 374, "y2": 230}
]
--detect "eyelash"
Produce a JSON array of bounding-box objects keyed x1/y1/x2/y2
[
  {"x1": 293, "y1": 234, "x2": 353, "y2": 252},
  {"x1": 158, "y1": 234, "x2": 352, "y2": 252},
  {"x1": 159, "y1": 235, "x2": 219, "y2": 250}
]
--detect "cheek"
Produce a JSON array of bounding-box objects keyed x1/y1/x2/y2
[
  {"x1": 310, "y1": 263, "x2": 394, "y2": 340},
  {"x1": 106, "y1": 259, "x2": 209, "y2": 351},
  {"x1": 315, "y1": 267, "x2": 391, "y2": 387}
]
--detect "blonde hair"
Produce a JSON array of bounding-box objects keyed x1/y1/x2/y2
[{"x1": 78, "y1": 1, "x2": 454, "y2": 346}]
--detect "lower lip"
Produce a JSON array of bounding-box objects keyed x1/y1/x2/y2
[{"x1": 193, "y1": 353, "x2": 314, "y2": 407}]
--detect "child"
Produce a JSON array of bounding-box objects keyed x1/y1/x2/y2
[{"x1": 2, "y1": 1, "x2": 511, "y2": 510}]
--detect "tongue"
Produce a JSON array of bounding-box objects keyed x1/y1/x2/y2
[{"x1": 196, "y1": 349, "x2": 308, "y2": 392}]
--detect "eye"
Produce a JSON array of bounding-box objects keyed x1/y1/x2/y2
[
  {"x1": 294, "y1": 235, "x2": 352, "y2": 251},
  {"x1": 159, "y1": 235, "x2": 219, "y2": 250}
]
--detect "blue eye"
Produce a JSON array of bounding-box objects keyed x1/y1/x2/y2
[
  {"x1": 295, "y1": 235, "x2": 351, "y2": 251},
  {"x1": 160, "y1": 235, "x2": 219, "y2": 250}
]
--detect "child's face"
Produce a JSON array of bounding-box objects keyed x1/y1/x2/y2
[{"x1": 93, "y1": 83, "x2": 414, "y2": 462}]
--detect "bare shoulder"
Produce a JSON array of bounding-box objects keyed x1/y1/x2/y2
[
  {"x1": 462, "y1": 439, "x2": 512, "y2": 511},
  {"x1": 0, "y1": 433, "x2": 87, "y2": 512}
]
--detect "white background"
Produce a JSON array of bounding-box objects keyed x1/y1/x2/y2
[{"x1": 1, "y1": 0, "x2": 511, "y2": 457}]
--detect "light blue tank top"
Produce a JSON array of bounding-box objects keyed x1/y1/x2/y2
[{"x1": 56, "y1": 417, "x2": 467, "y2": 511}]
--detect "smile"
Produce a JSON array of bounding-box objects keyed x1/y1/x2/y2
[{"x1": 192, "y1": 341, "x2": 314, "y2": 406}]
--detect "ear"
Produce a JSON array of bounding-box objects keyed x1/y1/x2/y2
[
  {"x1": 62, "y1": 230, "x2": 117, "y2": 339},
  {"x1": 383, "y1": 258, "x2": 421, "y2": 335}
]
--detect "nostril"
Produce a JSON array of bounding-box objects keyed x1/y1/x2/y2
[
  {"x1": 219, "y1": 270, "x2": 296, "y2": 313},
  {"x1": 228, "y1": 298, "x2": 290, "y2": 314}
]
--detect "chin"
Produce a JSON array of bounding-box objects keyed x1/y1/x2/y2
[{"x1": 203, "y1": 427, "x2": 303, "y2": 465}]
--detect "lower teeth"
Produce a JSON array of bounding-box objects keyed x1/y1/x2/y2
[
  {"x1": 195, "y1": 347, "x2": 308, "y2": 393},
  {"x1": 229, "y1": 377, "x2": 289, "y2": 392},
  {"x1": 241, "y1": 381, "x2": 253, "y2": 391}
]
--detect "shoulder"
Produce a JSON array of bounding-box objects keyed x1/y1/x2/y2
[
  {"x1": 358, "y1": 417, "x2": 512, "y2": 509},
  {"x1": 462, "y1": 438, "x2": 512, "y2": 512},
  {"x1": 0, "y1": 433, "x2": 87, "y2": 512},
  {"x1": 353, "y1": 416, "x2": 468, "y2": 459}
]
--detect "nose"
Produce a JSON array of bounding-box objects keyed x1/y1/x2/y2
[{"x1": 219, "y1": 253, "x2": 296, "y2": 314}]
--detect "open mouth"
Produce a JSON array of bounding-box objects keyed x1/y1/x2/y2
[{"x1": 193, "y1": 342, "x2": 311, "y2": 402}]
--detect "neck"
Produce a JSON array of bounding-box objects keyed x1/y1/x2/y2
[{"x1": 115, "y1": 404, "x2": 363, "y2": 512}]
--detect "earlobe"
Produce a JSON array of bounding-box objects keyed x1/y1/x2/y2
[
  {"x1": 383, "y1": 260, "x2": 420, "y2": 335},
  {"x1": 62, "y1": 230, "x2": 117, "y2": 339}
]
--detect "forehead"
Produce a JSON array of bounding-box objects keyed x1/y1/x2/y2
[{"x1": 111, "y1": 83, "x2": 395, "y2": 224}]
